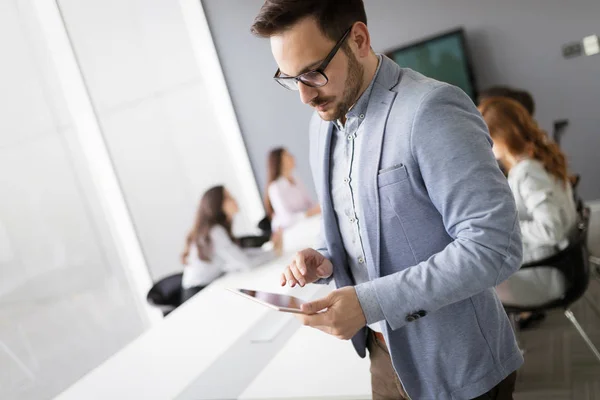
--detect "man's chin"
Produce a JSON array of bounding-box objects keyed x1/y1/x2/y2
[{"x1": 317, "y1": 109, "x2": 338, "y2": 122}]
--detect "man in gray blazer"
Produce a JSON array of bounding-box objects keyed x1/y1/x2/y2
[{"x1": 252, "y1": 1, "x2": 523, "y2": 399}]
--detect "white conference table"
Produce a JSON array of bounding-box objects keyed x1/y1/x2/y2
[
  {"x1": 240, "y1": 326, "x2": 371, "y2": 400},
  {"x1": 56, "y1": 216, "x2": 371, "y2": 400}
]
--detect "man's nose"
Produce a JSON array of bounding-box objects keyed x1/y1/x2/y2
[{"x1": 298, "y1": 82, "x2": 318, "y2": 105}]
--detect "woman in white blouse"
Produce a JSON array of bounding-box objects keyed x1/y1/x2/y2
[
  {"x1": 265, "y1": 148, "x2": 320, "y2": 230},
  {"x1": 479, "y1": 97, "x2": 577, "y2": 326},
  {"x1": 181, "y1": 186, "x2": 282, "y2": 302}
]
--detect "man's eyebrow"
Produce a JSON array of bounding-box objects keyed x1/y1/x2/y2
[{"x1": 280, "y1": 59, "x2": 323, "y2": 77}]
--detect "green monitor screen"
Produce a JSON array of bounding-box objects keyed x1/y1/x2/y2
[{"x1": 387, "y1": 29, "x2": 477, "y2": 100}]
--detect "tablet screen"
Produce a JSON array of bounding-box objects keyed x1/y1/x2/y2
[{"x1": 235, "y1": 289, "x2": 305, "y2": 311}]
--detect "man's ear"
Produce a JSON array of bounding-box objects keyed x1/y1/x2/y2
[{"x1": 350, "y1": 22, "x2": 371, "y2": 58}]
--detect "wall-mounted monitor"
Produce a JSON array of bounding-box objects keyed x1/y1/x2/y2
[{"x1": 386, "y1": 28, "x2": 478, "y2": 101}]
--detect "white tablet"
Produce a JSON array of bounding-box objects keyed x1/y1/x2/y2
[{"x1": 227, "y1": 288, "x2": 307, "y2": 314}]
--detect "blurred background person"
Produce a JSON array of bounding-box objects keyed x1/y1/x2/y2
[
  {"x1": 181, "y1": 185, "x2": 282, "y2": 302},
  {"x1": 479, "y1": 97, "x2": 577, "y2": 329},
  {"x1": 478, "y1": 86, "x2": 536, "y2": 177},
  {"x1": 478, "y1": 86, "x2": 535, "y2": 116},
  {"x1": 265, "y1": 148, "x2": 320, "y2": 230}
]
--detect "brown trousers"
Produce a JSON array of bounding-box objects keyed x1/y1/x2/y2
[{"x1": 367, "y1": 331, "x2": 517, "y2": 400}]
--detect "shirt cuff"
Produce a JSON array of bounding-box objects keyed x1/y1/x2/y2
[{"x1": 355, "y1": 281, "x2": 385, "y2": 325}]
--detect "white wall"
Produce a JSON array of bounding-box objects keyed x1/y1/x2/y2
[
  {"x1": 0, "y1": 1, "x2": 146, "y2": 398},
  {"x1": 57, "y1": 0, "x2": 263, "y2": 280}
]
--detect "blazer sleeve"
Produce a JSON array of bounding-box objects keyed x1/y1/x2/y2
[{"x1": 361, "y1": 85, "x2": 523, "y2": 330}]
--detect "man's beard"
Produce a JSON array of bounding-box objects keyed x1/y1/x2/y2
[{"x1": 315, "y1": 49, "x2": 364, "y2": 122}]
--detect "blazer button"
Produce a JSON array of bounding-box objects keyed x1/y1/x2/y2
[
  {"x1": 417, "y1": 310, "x2": 427, "y2": 317},
  {"x1": 406, "y1": 315, "x2": 415, "y2": 322}
]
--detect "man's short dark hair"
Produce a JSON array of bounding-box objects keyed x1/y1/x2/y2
[
  {"x1": 478, "y1": 86, "x2": 536, "y2": 116},
  {"x1": 251, "y1": 0, "x2": 367, "y2": 42}
]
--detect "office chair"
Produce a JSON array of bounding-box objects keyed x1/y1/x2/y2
[
  {"x1": 257, "y1": 215, "x2": 272, "y2": 236},
  {"x1": 238, "y1": 234, "x2": 270, "y2": 249},
  {"x1": 504, "y1": 207, "x2": 600, "y2": 363},
  {"x1": 146, "y1": 273, "x2": 183, "y2": 317},
  {"x1": 552, "y1": 119, "x2": 569, "y2": 146},
  {"x1": 234, "y1": 215, "x2": 272, "y2": 250}
]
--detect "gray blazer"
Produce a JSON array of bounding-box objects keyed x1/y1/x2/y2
[{"x1": 309, "y1": 56, "x2": 524, "y2": 399}]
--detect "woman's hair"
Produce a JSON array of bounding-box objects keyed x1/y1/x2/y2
[
  {"x1": 478, "y1": 86, "x2": 535, "y2": 116},
  {"x1": 479, "y1": 97, "x2": 568, "y2": 184},
  {"x1": 181, "y1": 185, "x2": 234, "y2": 264},
  {"x1": 264, "y1": 147, "x2": 286, "y2": 218}
]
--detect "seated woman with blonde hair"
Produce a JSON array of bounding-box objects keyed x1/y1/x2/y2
[{"x1": 479, "y1": 97, "x2": 577, "y2": 328}]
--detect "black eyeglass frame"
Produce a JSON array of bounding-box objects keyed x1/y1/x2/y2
[{"x1": 273, "y1": 26, "x2": 353, "y2": 90}]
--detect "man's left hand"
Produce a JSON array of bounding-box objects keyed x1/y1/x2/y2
[{"x1": 297, "y1": 286, "x2": 367, "y2": 340}]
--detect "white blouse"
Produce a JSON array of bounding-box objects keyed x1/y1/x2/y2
[
  {"x1": 182, "y1": 226, "x2": 276, "y2": 289},
  {"x1": 268, "y1": 176, "x2": 315, "y2": 230},
  {"x1": 496, "y1": 158, "x2": 577, "y2": 307},
  {"x1": 507, "y1": 159, "x2": 577, "y2": 263}
]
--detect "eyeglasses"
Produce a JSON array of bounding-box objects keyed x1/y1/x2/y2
[{"x1": 273, "y1": 27, "x2": 353, "y2": 91}]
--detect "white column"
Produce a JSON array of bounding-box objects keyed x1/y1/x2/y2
[{"x1": 30, "y1": 0, "x2": 161, "y2": 325}]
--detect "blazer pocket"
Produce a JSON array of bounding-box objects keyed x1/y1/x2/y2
[{"x1": 378, "y1": 164, "x2": 408, "y2": 188}]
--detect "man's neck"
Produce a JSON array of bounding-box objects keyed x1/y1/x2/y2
[
  {"x1": 357, "y1": 52, "x2": 380, "y2": 103},
  {"x1": 339, "y1": 52, "x2": 380, "y2": 126}
]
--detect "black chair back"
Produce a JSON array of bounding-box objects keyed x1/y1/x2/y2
[
  {"x1": 238, "y1": 234, "x2": 270, "y2": 249},
  {"x1": 257, "y1": 215, "x2": 272, "y2": 235},
  {"x1": 147, "y1": 273, "x2": 183, "y2": 311}
]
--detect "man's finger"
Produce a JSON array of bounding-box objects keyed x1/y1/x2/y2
[
  {"x1": 280, "y1": 272, "x2": 286, "y2": 287},
  {"x1": 290, "y1": 261, "x2": 306, "y2": 287},
  {"x1": 283, "y1": 267, "x2": 297, "y2": 287},
  {"x1": 316, "y1": 266, "x2": 326, "y2": 277},
  {"x1": 298, "y1": 311, "x2": 329, "y2": 328},
  {"x1": 295, "y1": 252, "x2": 307, "y2": 275},
  {"x1": 301, "y1": 294, "x2": 333, "y2": 315}
]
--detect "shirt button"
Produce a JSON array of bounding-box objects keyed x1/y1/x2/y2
[
  {"x1": 343, "y1": 178, "x2": 350, "y2": 184},
  {"x1": 359, "y1": 114, "x2": 365, "y2": 119},
  {"x1": 347, "y1": 135, "x2": 354, "y2": 141},
  {"x1": 349, "y1": 217, "x2": 356, "y2": 223},
  {"x1": 358, "y1": 257, "x2": 365, "y2": 264}
]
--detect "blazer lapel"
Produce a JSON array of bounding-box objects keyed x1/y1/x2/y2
[
  {"x1": 358, "y1": 85, "x2": 397, "y2": 278},
  {"x1": 319, "y1": 121, "x2": 335, "y2": 219}
]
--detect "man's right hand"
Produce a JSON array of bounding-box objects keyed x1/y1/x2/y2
[{"x1": 280, "y1": 248, "x2": 333, "y2": 288}]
